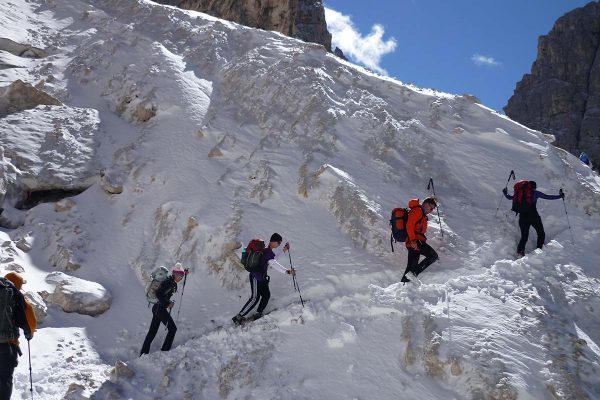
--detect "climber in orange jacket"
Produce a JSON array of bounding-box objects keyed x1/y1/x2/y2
[
  {"x1": 401, "y1": 197, "x2": 439, "y2": 283},
  {"x1": 1, "y1": 272, "x2": 36, "y2": 399}
]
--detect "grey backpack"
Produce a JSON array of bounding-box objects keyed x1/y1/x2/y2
[{"x1": 145, "y1": 266, "x2": 169, "y2": 304}]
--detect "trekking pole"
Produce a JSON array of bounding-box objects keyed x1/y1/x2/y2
[
  {"x1": 561, "y1": 190, "x2": 575, "y2": 245},
  {"x1": 495, "y1": 170, "x2": 516, "y2": 217},
  {"x1": 176, "y1": 268, "x2": 189, "y2": 323},
  {"x1": 427, "y1": 178, "x2": 444, "y2": 238},
  {"x1": 287, "y1": 250, "x2": 305, "y2": 308},
  {"x1": 28, "y1": 339, "x2": 33, "y2": 400}
]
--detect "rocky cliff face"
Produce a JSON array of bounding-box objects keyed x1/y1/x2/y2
[
  {"x1": 154, "y1": 0, "x2": 332, "y2": 51},
  {"x1": 504, "y1": 1, "x2": 600, "y2": 168}
]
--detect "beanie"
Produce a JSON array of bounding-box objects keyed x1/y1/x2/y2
[
  {"x1": 4, "y1": 272, "x2": 26, "y2": 290},
  {"x1": 171, "y1": 262, "x2": 187, "y2": 276},
  {"x1": 269, "y1": 233, "x2": 282, "y2": 243}
]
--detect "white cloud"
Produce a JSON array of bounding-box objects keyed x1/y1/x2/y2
[
  {"x1": 325, "y1": 8, "x2": 397, "y2": 75},
  {"x1": 471, "y1": 53, "x2": 500, "y2": 67}
]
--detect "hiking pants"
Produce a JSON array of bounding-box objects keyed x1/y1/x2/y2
[
  {"x1": 517, "y1": 211, "x2": 545, "y2": 254},
  {"x1": 403, "y1": 240, "x2": 439, "y2": 277},
  {"x1": 0, "y1": 343, "x2": 19, "y2": 400},
  {"x1": 238, "y1": 275, "x2": 270, "y2": 317},
  {"x1": 140, "y1": 303, "x2": 177, "y2": 355}
]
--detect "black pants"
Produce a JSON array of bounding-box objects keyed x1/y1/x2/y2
[
  {"x1": 238, "y1": 275, "x2": 270, "y2": 317},
  {"x1": 140, "y1": 303, "x2": 177, "y2": 355},
  {"x1": 517, "y1": 211, "x2": 545, "y2": 254},
  {"x1": 403, "y1": 240, "x2": 438, "y2": 277},
  {"x1": 0, "y1": 343, "x2": 19, "y2": 400}
]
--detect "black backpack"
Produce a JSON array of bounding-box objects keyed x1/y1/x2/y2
[
  {"x1": 390, "y1": 208, "x2": 409, "y2": 252},
  {"x1": 240, "y1": 239, "x2": 265, "y2": 272},
  {"x1": 0, "y1": 278, "x2": 17, "y2": 342}
]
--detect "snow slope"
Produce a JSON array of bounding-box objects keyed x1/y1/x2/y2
[{"x1": 1, "y1": 0, "x2": 599, "y2": 399}]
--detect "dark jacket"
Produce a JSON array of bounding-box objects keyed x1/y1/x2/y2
[
  {"x1": 155, "y1": 276, "x2": 178, "y2": 307},
  {"x1": 250, "y1": 247, "x2": 276, "y2": 283},
  {"x1": 0, "y1": 278, "x2": 30, "y2": 344}
]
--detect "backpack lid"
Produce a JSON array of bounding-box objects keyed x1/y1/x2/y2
[{"x1": 407, "y1": 198, "x2": 420, "y2": 209}]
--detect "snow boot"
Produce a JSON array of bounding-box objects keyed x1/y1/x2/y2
[
  {"x1": 252, "y1": 312, "x2": 263, "y2": 321},
  {"x1": 232, "y1": 314, "x2": 244, "y2": 325},
  {"x1": 401, "y1": 275, "x2": 411, "y2": 284}
]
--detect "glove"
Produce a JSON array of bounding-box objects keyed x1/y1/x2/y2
[
  {"x1": 283, "y1": 242, "x2": 290, "y2": 252},
  {"x1": 407, "y1": 240, "x2": 419, "y2": 250},
  {"x1": 502, "y1": 187, "x2": 508, "y2": 195},
  {"x1": 559, "y1": 189, "x2": 565, "y2": 198},
  {"x1": 287, "y1": 268, "x2": 296, "y2": 276}
]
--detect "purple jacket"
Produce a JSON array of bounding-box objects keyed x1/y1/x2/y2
[
  {"x1": 504, "y1": 190, "x2": 561, "y2": 205},
  {"x1": 250, "y1": 247, "x2": 275, "y2": 282}
]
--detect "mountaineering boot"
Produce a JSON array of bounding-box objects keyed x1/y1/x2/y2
[
  {"x1": 232, "y1": 314, "x2": 244, "y2": 325},
  {"x1": 252, "y1": 312, "x2": 263, "y2": 321},
  {"x1": 401, "y1": 275, "x2": 411, "y2": 284}
]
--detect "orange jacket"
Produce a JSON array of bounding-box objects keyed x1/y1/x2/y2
[
  {"x1": 8, "y1": 299, "x2": 37, "y2": 347},
  {"x1": 405, "y1": 198, "x2": 428, "y2": 245},
  {"x1": 25, "y1": 299, "x2": 37, "y2": 337}
]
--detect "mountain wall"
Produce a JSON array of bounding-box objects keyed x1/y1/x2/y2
[{"x1": 505, "y1": 1, "x2": 600, "y2": 169}]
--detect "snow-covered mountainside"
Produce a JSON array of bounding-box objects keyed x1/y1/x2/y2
[{"x1": 1, "y1": 0, "x2": 599, "y2": 399}]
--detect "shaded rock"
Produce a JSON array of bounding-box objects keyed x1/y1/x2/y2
[
  {"x1": 15, "y1": 236, "x2": 32, "y2": 252},
  {"x1": 55, "y1": 198, "x2": 76, "y2": 212},
  {"x1": 25, "y1": 291, "x2": 48, "y2": 325},
  {"x1": 334, "y1": 46, "x2": 347, "y2": 61},
  {"x1": 505, "y1": 2, "x2": 600, "y2": 168},
  {"x1": 100, "y1": 170, "x2": 123, "y2": 195},
  {"x1": 45, "y1": 272, "x2": 112, "y2": 316},
  {"x1": 295, "y1": 0, "x2": 331, "y2": 51},
  {"x1": 110, "y1": 361, "x2": 135, "y2": 382},
  {"x1": 50, "y1": 245, "x2": 81, "y2": 271},
  {"x1": 63, "y1": 383, "x2": 89, "y2": 400},
  {"x1": 461, "y1": 93, "x2": 481, "y2": 104},
  {"x1": 4, "y1": 263, "x2": 24, "y2": 273},
  {"x1": 0, "y1": 80, "x2": 61, "y2": 118},
  {"x1": 0, "y1": 38, "x2": 47, "y2": 58}
]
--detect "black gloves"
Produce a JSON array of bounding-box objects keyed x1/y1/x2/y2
[
  {"x1": 559, "y1": 188, "x2": 565, "y2": 198},
  {"x1": 502, "y1": 187, "x2": 508, "y2": 195}
]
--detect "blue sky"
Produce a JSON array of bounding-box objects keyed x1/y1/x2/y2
[{"x1": 324, "y1": 0, "x2": 593, "y2": 111}]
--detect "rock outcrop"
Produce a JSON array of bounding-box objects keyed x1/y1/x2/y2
[
  {"x1": 44, "y1": 272, "x2": 112, "y2": 316},
  {"x1": 0, "y1": 80, "x2": 61, "y2": 118},
  {"x1": 504, "y1": 2, "x2": 600, "y2": 168},
  {"x1": 153, "y1": 0, "x2": 332, "y2": 51}
]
